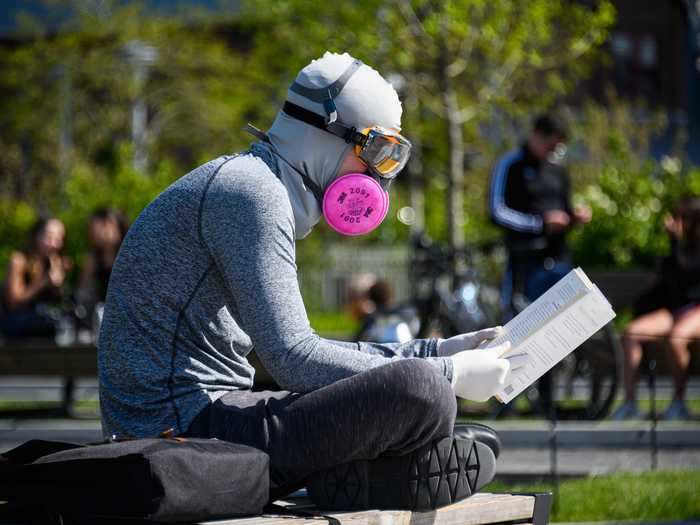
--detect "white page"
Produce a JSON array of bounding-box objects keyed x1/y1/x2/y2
[
  {"x1": 574, "y1": 267, "x2": 595, "y2": 289},
  {"x1": 495, "y1": 280, "x2": 615, "y2": 403},
  {"x1": 482, "y1": 267, "x2": 591, "y2": 351}
]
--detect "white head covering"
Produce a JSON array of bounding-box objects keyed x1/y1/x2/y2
[{"x1": 266, "y1": 52, "x2": 403, "y2": 239}]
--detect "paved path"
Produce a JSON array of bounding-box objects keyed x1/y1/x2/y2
[
  {"x1": 499, "y1": 447, "x2": 700, "y2": 477},
  {"x1": 1, "y1": 418, "x2": 698, "y2": 478},
  {"x1": 486, "y1": 421, "x2": 700, "y2": 448},
  {"x1": 0, "y1": 376, "x2": 98, "y2": 402},
  {"x1": 2, "y1": 377, "x2": 698, "y2": 401},
  {"x1": 2, "y1": 377, "x2": 699, "y2": 478}
]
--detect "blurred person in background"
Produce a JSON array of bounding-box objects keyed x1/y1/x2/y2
[
  {"x1": 489, "y1": 113, "x2": 591, "y2": 411},
  {"x1": 345, "y1": 272, "x2": 378, "y2": 323},
  {"x1": 348, "y1": 275, "x2": 417, "y2": 343},
  {"x1": 613, "y1": 196, "x2": 700, "y2": 421},
  {"x1": 354, "y1": 278, "x2": 408, "y2": 342},
  {"x1": 76, "y1": 208, "x2": 129, "y2": 328},
  {"x1": 0, "y1": 217, "x2": 71, "y2": 339},
  {"x1": 99, "y1": 51, "x2": 526, "y2": 507}
]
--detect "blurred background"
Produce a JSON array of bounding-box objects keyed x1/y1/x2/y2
[{"x1": 0, "y1": 0, "x2": 699, "y2": 521}]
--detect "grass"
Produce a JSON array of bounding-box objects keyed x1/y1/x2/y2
[
  {"x1": 0, "y1": 400, "x2": 60, "y2": 411},
  {"x1": 486, "y1": 470, "x2": 700, "y2": 522},
  {"x1": 609, "y1": 397, "x2": 700, "y2": 415},
  {"x1": 308, "y1": 311, "x2": 358, "y2": 339}
]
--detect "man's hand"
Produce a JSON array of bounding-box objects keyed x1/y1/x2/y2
[
  {"x1": 450, "y1": 343, "x2": 529, "y2": 402},
  {"x1": 543, "y1": 209, "x2": 570, "y2": 233},
  {"x1": 437, "y1": 326, "x2": 504, "y2": 357},
  {"x1": 573, "y1": 206, "x2": 592, "y2": 225}
]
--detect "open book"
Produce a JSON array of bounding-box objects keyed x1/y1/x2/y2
[{"x1": 481, "y1": 267, "x2": 616, "y2": 403}]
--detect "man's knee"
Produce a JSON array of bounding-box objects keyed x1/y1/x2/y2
[{"x1": 387, "y1": 359, "x2": 456, "y2": 426}]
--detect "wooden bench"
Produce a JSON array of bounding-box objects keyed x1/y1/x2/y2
[
  {"x1": 0, "y1": 492, "x2": 551, "y2": 524},
  {"x1": 0, "y1": 341, "x2": 97, "y2": 378},
  {"x1": 199, "y1": 492, "x2": 552, "y2": 525},
  {"x1": 589, "y1": 270, "x2": 700, "y2": 375},
  {"x1": 0, "y1": 340, "x2": 96, "y2": 415},
  {"x1": 0, "y1": 342, "x2": 278, "y2": 414}
]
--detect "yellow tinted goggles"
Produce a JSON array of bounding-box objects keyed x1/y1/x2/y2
[{"x1": 355, "y1": 127, "x2": 412, "y2": 179}]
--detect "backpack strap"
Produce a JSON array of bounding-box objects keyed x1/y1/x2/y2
[
  {"x1": 1, "y1": 440, "x2": 84, "y2": 466},
  {"x1": 264, "y1": 503, "x2": 342, "y2": 525}
]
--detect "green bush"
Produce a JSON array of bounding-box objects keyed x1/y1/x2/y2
[
  {"x1": 0, "y1": 146, "x2": 179, "y2": 283},
  {"x1": 565, "y1": 100, "x2": 697, "y2": 269},
  {"x1": 0, "y1": 200, "x2": 39, "y2": 280}
]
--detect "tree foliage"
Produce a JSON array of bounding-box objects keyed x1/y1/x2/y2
[
  {"x1": 568, "y1": 99, "x2": 698, "y2": 269},
  {"x1": 0, "y1": 1, "x2": 256, "y2": 207},
  {"x1": 8, "y1": 0, "x2": 689, "y2": 291},
  {"x1": 242, "y1": 0, "x2": 615, "y2": 248}
]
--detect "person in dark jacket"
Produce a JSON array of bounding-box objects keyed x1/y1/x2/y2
[
  {"x1": 488, "y1": 114, "x2": 591, "y2": 412},
  {"x1": 489, "y1": 113, "x2": 591, "y2": 315}
]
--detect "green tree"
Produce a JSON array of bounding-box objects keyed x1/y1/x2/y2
[
  {"x1": 242, "y1": 0, "x2": 615, "y2": 256},
  {"x1": 0, "y1": 1, "x2": 253, "y2": 209},
  {"x1": 567, "y1": 98, "x2": 699, "y2": 269},
  {"x1": 0, "y1": 1, "x2": 258, "y2": 278},
  {"x1": 0, "y1": 0, "x2": 620, "y2": 292}
]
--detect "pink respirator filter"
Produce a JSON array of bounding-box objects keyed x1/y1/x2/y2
[{"x1": 322, "y1": 173, "x2": 390, "y2": 236}]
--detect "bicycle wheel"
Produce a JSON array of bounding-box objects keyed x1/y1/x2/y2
[{"x1": 526, "y1": 322, "x2": 622, "y2": 420}]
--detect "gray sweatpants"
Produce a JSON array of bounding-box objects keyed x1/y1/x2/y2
[{"x1": 184, "y1": 359, "x2": 457, "y2": 500}]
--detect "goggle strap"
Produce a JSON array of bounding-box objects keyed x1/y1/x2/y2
[
  {"x1": 323, "y1": 92, "x2": 338, "y2": 125},
  {"x1": 282, "y1": 101, "x2": 361, "y2": 145},
  {"x1": 289, "y1": 59, "x2": 363, "y2": 103},
  {"x1": 244, "y1": 123, "x2": 270, "y2": 143}
]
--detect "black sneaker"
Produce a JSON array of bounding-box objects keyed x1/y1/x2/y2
[
  {"x1": 307, "y1": 435, "x2": 496, "y2": 511},
  {"x1": 453, "y1": 422, "x2": 501, "y2": 458}
]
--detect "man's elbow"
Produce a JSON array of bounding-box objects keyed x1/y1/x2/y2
[{"x1": 258, "y1": 339, "x2": 321, "y2": 393}]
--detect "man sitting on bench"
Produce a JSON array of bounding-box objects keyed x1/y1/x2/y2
[{"x1": 98, "y1": 52, "x2": 526, "y2": 510}]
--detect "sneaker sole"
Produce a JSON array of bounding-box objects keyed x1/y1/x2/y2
[{"x1": 307, "y1": 436, "x2": 496, "y2": 511}]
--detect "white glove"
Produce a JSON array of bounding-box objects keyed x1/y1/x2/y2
[
  {"x1": 449, "y1": 343, "x2": 529, "y2": 402},
  {"x1": 437, "y1": 326, "x2": 504, "y2": 357}
]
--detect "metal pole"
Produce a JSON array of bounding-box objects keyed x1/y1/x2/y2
[
  {"x1": 123, "y1": 41, "x2": 158, "y2": 173},
  {"x1": 58, "y1": 64, "x2": 73, "y2": 184},
  {"x1": 548, "y1": 398, "x2": 559, "y2": 513},
  {"x1": 648, "y1": 355, "x2": 658, "y2": 471},
  {"x1": 45, "y1": 63, "x2": 72, "y2": 203},
  {"x1": 132, "y1": 70, "x2": 148, "y2": 173}
]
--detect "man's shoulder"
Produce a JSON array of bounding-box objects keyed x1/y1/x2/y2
[
  {"x1": 201, "y1": 153, "x2": 292, "y2": 225},
  {"x1": 494, "y1": 148, "x2": 526, "y2": 173},
  {"x1": 212, "y1": 153, "x2": 286, "y2": 198}
]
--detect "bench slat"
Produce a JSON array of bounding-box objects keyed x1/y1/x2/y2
[
  {"x1": 0, "y1": 344, "x2": 97, "y2": 377},
  {"x1": 201, "y1": 494, "x2": 536, "y2": 525}
]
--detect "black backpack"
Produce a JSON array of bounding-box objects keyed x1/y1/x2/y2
[{"x1": 0, "y1": 437, "x2": 269, "y2": 523}]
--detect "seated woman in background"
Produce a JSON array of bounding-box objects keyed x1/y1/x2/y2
[
  {"x1": 0, "y1": 217, "x2": 71, "y2": 339},
  {"x1": 76, "y1": 208, "x2": 129, "y2": 312},
  {"x1": 613, "y1": 196, "x2": 700, "y2": 420}
]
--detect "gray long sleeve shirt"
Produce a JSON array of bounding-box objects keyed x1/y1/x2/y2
[{"x1": 98, "y1": 150, "x2": 453, "y2": 438}]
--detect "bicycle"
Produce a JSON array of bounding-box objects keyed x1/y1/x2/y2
[{"x1": 360, "y1": 232, "x2": 623, "y2": 420}]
